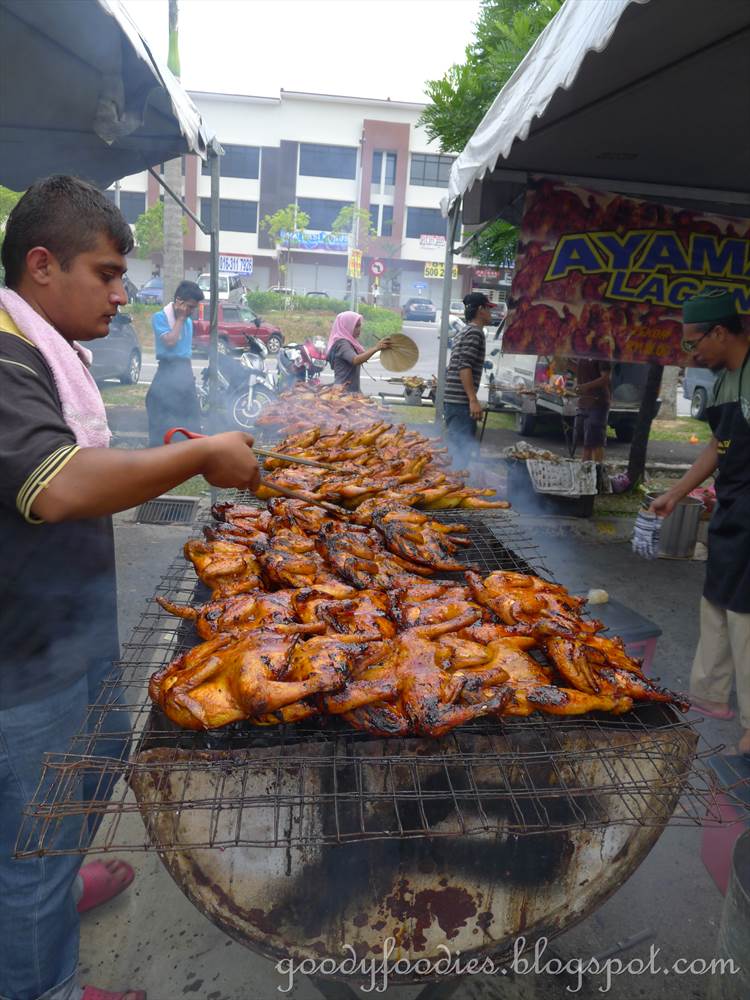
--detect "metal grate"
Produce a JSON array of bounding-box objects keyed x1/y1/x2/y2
[
  {"x1": 135, "y1": 495, "x2": 200, "y2": 525},
  {"x1": 15, "y1": 508, "x2": 748, "y2": 858}
]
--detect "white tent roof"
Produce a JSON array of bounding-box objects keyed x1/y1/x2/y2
[
  {"x1": 444, "y1": 0, "x2": 750, "y2": 223},
  {"x1": 0, "y1": 0, "x2": 210, "y2": 190}
]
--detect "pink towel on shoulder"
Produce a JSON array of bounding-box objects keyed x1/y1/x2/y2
[{"x1": 0, "y1": 288, "x2": 111, "y2": 447}]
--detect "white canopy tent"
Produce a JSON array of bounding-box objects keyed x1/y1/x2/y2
[
  {"x1": 0, "y1": 0, "x2": 225, "y2": 419},
  {"x1": 435, "y1": 0, "x2": 750, "y2": 412}
]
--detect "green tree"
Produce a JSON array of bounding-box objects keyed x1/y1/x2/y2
[
  {"x1": 134, "y1": 201, "x2": 186, "y2": 259},
  {"x1": 419, "y1": 0, "x2": 561, "y2": 265},
  {"x1": 331, "y1": 205, "x2": 375, "y2": 240},
  {"x1": 0, "y1": 186, "x2": 22, "y2": 283},
  {"x1": 261, "y1": 204, "x2": 310, "y2": 288}
]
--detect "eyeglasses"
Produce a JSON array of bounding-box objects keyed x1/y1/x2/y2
[{"x1": 680, "y1": 326, "x2": 715, "y2": 354}]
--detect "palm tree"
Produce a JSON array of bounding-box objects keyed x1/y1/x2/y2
[{"x1": 162, "y1": 0, "x2": 185, "y2": 306}]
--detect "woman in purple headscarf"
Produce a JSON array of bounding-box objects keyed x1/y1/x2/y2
[{"x1": 326, "y1": 310, "x2": 392, "y2": 393}]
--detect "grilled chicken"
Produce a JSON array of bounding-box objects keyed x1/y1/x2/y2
[
  {"x1": 543, "y1": 635, "x2": 687, "y2": 708},
  {"x1": 466, "y1": 570, "x2": 598, "y2": 636},
  {"x1": 344, "y1": 612, "x2": 512, "y2": 738},
  {"x1": 183, "y1": 539, "x2": 262, "y2": 599},
  {"x1": 150, "y1": 629, "x2": 368, "y2": 730},
  {"x1": 157, "y1": 589, "x2": 303, "y2": 639}
]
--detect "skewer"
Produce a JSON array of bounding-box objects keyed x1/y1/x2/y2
[
  {"x1": 162, "y1": 427, "x2": 350, "y2": 517},
  {"x1": 163, "y1": 428, "x2": 340, "y2": 471}
]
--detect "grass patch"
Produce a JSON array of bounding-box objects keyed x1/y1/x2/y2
[
  {"x1": 384, "y1": 403, "x2": 437, "y2": 425},
  {"x1": 648, "y1": 417, "x2": 711, "y2": 442},
  {"x1": 382, "y1": 405, "x2": 515, "y2": 431},
  {"x1": 171, "y1": 475, "x2": 211, "y2": 497},
  {"x1": 100, "y1": 383, "x2": 149, "y2": 406}
]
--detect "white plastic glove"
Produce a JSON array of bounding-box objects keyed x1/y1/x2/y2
[{"x1": 631, "y1": 510, "x2": 662, "y2": 559}]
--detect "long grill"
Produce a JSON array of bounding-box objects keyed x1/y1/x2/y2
[{"x1": 15, "y1": 506, "x2": 744, "y2": 858}]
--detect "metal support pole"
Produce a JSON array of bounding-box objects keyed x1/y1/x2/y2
[
  {"x1": 147, "y1": 166, "x2": 209, "y2": 234},
  {"x1": 208, "y1": 147, "x2": 220, "y2": 436},
  {"x1": 434, "y1": 201, "x2": 460, "y2": 422}
]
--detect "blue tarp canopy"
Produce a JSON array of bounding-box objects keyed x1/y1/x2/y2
[{"x1": 0, "y1": 0, "x2": 209, "y2": 190}]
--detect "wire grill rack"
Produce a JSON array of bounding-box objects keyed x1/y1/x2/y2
[{"x1": 16, "y1": 506, "x2": 748, "y2": 858}]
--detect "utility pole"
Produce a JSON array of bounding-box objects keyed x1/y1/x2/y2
[{"x1": 162, "y1": 0, "x2": 185, "y2": 304}]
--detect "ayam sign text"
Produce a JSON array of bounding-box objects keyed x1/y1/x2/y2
[
  {"x1": 504, "y1": 180, "x2": 750, "y2": 365},
  {"x1": 547, "y1": 231, "x2": 749, "y2": 313}
]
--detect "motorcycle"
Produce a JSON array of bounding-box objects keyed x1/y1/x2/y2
[
  {"x1": 197, "y1": 334, "x2": 276, "y2": 430},
  {"x1": 276, "y1": 336, "x2": 328, "y2": 391}
]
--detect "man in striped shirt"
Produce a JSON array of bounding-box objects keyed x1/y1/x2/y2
[{"x1": 443, "y1": 292, "x2": 492, "y2": 464}]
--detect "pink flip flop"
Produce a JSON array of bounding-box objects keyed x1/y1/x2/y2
[
  {"x1": 77, "y1": 859, "x2": 135, "y2": 915},
  {"x1": 81, "y1": 989, "x2": 145, "y2": 1000},
  {"x1": 687, "y1": 698, "x2": 735, "y2": 720}
]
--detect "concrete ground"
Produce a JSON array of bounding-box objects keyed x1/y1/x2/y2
[{"x1": 72, "y1": 511, "x2": 745, "y2": 1000}]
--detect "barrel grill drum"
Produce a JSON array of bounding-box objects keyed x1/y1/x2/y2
[{"x1": 131, "y1": 716, "x2": 696, "y2": 983}]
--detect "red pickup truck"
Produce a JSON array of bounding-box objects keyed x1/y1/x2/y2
[{"x1": 192, "y1": 302, "x2": 284, "y2": 355}]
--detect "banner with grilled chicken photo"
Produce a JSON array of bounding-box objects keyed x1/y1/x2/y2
[{"x1": 503, "y1": 179, "x2": 750, "y2": 364}]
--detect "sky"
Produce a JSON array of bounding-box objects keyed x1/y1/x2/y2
[{"x1": 120, "y1": 0, "x2": 481, "y2": 104}]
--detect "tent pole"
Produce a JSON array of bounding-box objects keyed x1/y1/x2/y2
[
  {"x1": 434, "y1": 201, "x2": 460, "y2": 422},
  {"x1": 208, "y1": 144, "x2": 221, "y2": 457},
  {"x1": 147, "y1": 166, "x2": 209, "y2": 234}
]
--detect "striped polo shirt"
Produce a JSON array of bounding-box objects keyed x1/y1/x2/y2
[{"x1": 444, "y1": 324, "x2": 485, "y2": 405}]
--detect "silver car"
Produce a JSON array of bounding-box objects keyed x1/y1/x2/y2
[{"x1": 89, "y1": 313, "x2": 142, "y2": 384}]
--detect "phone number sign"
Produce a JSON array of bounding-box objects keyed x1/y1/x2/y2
[{"x1": 219, "y1": 255, "x2": 253, "y2": 275}]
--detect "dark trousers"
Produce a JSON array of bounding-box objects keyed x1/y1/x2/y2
[
  {"x1": 444, "y1": 401, "x2": 478, "y2": 468},
  {"x1": 145, "y1": 357, "x2": 202, "y2": 447}
]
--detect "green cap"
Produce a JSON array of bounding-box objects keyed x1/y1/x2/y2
[{"x1": 683, "y1": 288, "x2": 738, "y2": 325}]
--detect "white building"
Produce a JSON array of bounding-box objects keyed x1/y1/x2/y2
[{"x1": 111, "y1": 89, "x2": 508, "y2": 307}]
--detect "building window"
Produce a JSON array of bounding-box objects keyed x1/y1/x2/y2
[
  {"x1": 299, "y1": 143, "x2": 357, "y2": 180},
  {"x1": 201, "y1": 144, "x2": 260, "y2": 179},
  {"x1": 106, "y1": 190, "x2": 146, "y2": 224},
  {"x1": 409, "y1": 153, "x2": 455, "y2": 188},
  {"x1": 372, "y1": 151, "x2": 396, "y2": 186},
  {"x1": 297, "y1": 198, "x2": 349, "y2": 232},
  {"x1": 381, "y1": 204, "x2": 393, "y2": 237},
  {"x1": 201, "y1": 198, "x2": 258, "y2": 233},
  {"x1": 405, "y1": 207, "x2": 444, "y2": 239},
  {"x1": 370, "y1": 203, "x2": 393, "y2": 237}
]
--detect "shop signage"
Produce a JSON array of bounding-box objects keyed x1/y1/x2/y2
[
  {"x1": 424, "y1": 261, "x2": 459, "y2": 279},
  {"x1": 505, "y1": 180, "x2": 750, "y2": 364},
  {"x1": 280, "y1": 229, "x2": 349, "y2": 253},
  {"x1": 474, "y1": 267, "x2": 503, "y2": 281},
  {"x1": 347, "y1": 248, "x2": 362, "y2": 279},
  {"x1": 419, "y1": 234, "x2": 447, "y2": 248},
  {"x1": 219, "y1": 255, "x2": 253, "y2": 275}
]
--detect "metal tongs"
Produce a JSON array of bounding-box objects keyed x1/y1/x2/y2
[{"x1": 163, "y1": 427, "x2": 349, "y2": 516}]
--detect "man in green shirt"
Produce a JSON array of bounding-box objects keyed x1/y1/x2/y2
[{"x1": 650, "y1": 289, "x2": 750, "y2": 755}]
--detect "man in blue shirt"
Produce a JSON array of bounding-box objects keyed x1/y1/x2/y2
[{"x1": 145, "y1": 279, "x2": 204, "y2": 445}]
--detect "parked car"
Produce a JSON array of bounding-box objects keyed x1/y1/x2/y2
[
  {"x1": 683, "y1": 366, "x2": 717, "y2": 419},
  {"x1": 89, "y1": 312, "x2": 141, "y2": 384},
  {"x1": 192, "y1": 301, "x2": 284, "y2": 355},
  {"x1": 402, "y1": 297, "x2": 437, "y2": 322},
  {"x1": 447, "y1": 299, "x2": 465, "y2": 325},
  {"x1": 136, "y1": 275, "x2": 163, "y2": 304},
  {"x1": 489, "y1": 301, "x2": 508, "y2": 326},
  {"x1": 305, "y1": 290, "x2": 329, "y2": 299},
  {"x1": 268, "y1": 285, "x2": 296, "y2": 296},
  {"x1": 197, "y1": 272, "x2": 245, "y2": 302}
]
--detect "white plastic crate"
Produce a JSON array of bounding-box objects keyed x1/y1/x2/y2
[{"x1": 526, "y1": 458, "x2": 597, "y2": 497}]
